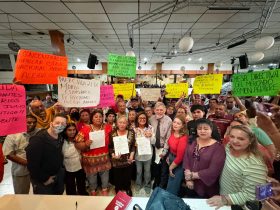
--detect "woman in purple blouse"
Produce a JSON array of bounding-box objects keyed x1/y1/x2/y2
[{"x1": 183, "y1": 118, "x2": 226, "y2": 198}]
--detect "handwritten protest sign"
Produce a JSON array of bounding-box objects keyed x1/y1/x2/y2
[
  {"x1": 15, "y1": 49, "x2": 68, "y2": 84},
  {"x1": 0, "y1": 84, "x2": 26, "y2": 135},
  {"x1": 99, "y1": 85, "x2": 115, "y2": 107},
  {"x1": 166, "y1": 83, "x2": 188, "y2": 98},
  {"x1": 112, "y1": 83, "x2": 136, "y2": 100},
  {"x1": 193, "y1": 74, "x2": 223, "y2": 94},
  {"x1": 140, "y1": 88, "x2": 161, "y2": 101},
  {"x1": 108, "y1": 54, "x2": 137, "y2": 78},
  {"x1": 58, "y1": 77, "x2": 100, "y2": 107},
  {"x1": 233, "y1": 69, "x2": 280, "y2": 96}
]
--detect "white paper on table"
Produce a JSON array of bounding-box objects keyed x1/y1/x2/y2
[
  {"x1": 154, "y1": 148, "x2": 163, "y2": 164},
  {"x1": 136, "y1": 137, "x2": 152, "y2": 156},
  {"x1": 89, "y1": 130, "x2": 105, "y2": 149},
  {"x1": 113, "y1": 136, "x2": 129, "y2": 155}
]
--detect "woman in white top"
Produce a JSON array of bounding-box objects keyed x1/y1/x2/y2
[
  {"x1": 62, "y1": 123, "x2": 88, "y2": 195},
  {"x1": 134, "y1": 112, "x2": 155, "y2": 194}
]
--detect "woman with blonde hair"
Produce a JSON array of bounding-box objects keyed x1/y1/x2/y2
[{"x1": 208, "y1": 125, "x2": 267, "y2": 209}]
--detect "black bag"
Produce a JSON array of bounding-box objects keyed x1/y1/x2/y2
[{"x1": 145, "y1": 187, "x2": 191, "y2": 210}]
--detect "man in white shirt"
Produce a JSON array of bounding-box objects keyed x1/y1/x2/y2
[{"x1": 3, "y1": 115, "x2": 40, "y2": 194}]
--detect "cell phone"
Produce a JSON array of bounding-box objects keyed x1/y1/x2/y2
[{"x1": 255, "y1": 183, "x2": 273, "y2": 200}]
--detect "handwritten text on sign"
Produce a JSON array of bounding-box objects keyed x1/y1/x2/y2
[
  {"x1": 15, "y1": 49, "x2": 68, "y2": 84},
  {"x1": 112, "y1": 83, "x2": 136, "y2": 100},
  {"x1": 193, "y1": 74, "x2": 223, "y2": 94},
  {"x1": 58, "y1": 77, "x2": 100, "y2": 107},
  {"x1": 233, "y1": 69, "x2": 280, "y2": 96},
  {"x1": 108, "y1": 54, "x2": 137, "y2": 78},
  {"x1": 166, "y1": 83, "x2": 189, "y2": 98},
  {"x1": 0, "y1": 85, "x2": 26, "y2": 136},
  {"x1": 140, "y1": 88, "x2": 161, "y2": 101},
  {"x1": 99, "y1": 85, "x2": 115, "y2": 108}
]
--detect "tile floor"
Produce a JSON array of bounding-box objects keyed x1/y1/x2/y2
[{"x1": 0, "y1": 160, "x2": 151, "y2": 197}]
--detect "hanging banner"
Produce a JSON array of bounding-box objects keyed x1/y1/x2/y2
[
  {"x1": 193, "y1": 74, "x2": 223, "y2": 94},
  {"x1": 99, "y1": 85, "x2": 115, "y2": 107},
  {"x1": 0, "y1": 84, "x2": 26, "y2": 136},
  {"x1": 166, "y1": 83, "x2": 189, "y2": 98},
  {"x1": 58, "y1": 77, "x2": 100, "y2": 107},
  {"x1": 108, "y1": 53, "x2": 137, "y2": 78},
  {"x1": 112, "y1": 83, "x2": 136, "y2": 100},
  {"x1": 140, "y1": 88, "x2": 161, "y2": 101},
  {"x1": 15, "y1": 49, "x2": 68, "y2": 84},
  {"x1": 233, "y1": 69, "x2": 280, "y2": 96}
]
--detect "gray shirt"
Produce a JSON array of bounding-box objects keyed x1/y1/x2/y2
[{"x1": 3, "y1": 128, "x2": 40, "y2": 176}]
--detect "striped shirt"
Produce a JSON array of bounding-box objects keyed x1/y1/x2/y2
[{"x1": 220, "y1": 145, "x2": 267, "y2": 206}]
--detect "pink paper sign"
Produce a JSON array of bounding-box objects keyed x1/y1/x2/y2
[
  {"x1": 0, "y1": 84, "x2": 26, "y2": 135},
  {"x1": 99, "y1": 85, "x2": 115, "y2": 108}
]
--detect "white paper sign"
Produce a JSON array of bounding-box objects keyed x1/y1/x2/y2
[
  {"x1": 154, "y1": 148, "x2": 163, "y2": 164},
  {"x1": 58, "y1": 77, "x2": 100, "y2": 107},
  {"x1": 136, "y1": 137, "x2": 152, "y2": 155},
  {"x1": 89, "y1": 130, "x2": 105, "y2": 149},
  {"x1": 140, "y1": 88, "x2": 161, "y2": 101},
  {"x1": 113, "y1": 136, "x2": 129, "y2": 155}
]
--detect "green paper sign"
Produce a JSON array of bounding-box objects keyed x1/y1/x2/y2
[
  {"x1": 108, "y1": 54, "x2": 137, "y2": 78},
  {"x1": 233, "y1": 69, "x2": 280, "y2": 96}
]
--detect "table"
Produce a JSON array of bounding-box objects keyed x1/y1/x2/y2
[{"x1": 0, "y1": 194, "x2": 231, "y2": 210}]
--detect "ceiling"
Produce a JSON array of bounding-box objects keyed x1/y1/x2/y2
[{"x1": 0, "y1": 0, "x2": 280, "y2": 66}]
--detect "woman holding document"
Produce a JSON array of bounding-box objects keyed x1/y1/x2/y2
[
  {"x1": 109, "y1": 116, "x2": 136, "y2": 196},
  {"x1": 134, "y1": 112, "x2": 155, "y2": 194},
  {"x1": 75, "y1": 109, "x2": 112, "y2": 196}
]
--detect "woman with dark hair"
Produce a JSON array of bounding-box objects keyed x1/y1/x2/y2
[
  {"x1": 208, "y1": 125, "x2": 267, "y2": 209},
  {"x1": 69, "y1": 107, "x2": 80, "y2": 123},
  {"x1": 105, "y1": 109, "x2": 116, "y2": 128},
  {"x1": 183, "y1": 118, "x2": 226, "y2": 198},
  {"x1": 128, "y1": 109, "x2": 137, "y2": 129},
  {"x1": 166, "y1": 115, "x2": 188, "y2": 196},
  {"x1": 76, "y1": 109, "x2": 91, "y2": 132},
  {"x1": 75, "y1": 109, "x2": 112, "y2": 196},
  {"x1": 62, "y1": 123, "x2": 87, "y2": 195},
  {"x1": 134, "y1": 112, "x2": 155, "y2": 194},
  {"x1": 109, "y1": 116, "x2": 136, "y2": 196}
]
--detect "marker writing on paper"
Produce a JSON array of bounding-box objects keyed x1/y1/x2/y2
[{"x1": 76, "y1": 201, "x2": 78, "y2": 210}]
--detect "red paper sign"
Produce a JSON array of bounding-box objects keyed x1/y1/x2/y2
[
  {"x1": 0, "y1": 84, "x2": 26, "y2": 135},
  {"x1": 15, "y1": 49, "x2": 68, "y2": 84},
  {"x1": 99, "y1": 85, "x2": 115, "y2": 108}
]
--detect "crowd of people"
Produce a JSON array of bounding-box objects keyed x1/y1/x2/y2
[{"x1": 1, "y1": 90, "x2": 280, "y2": 210}]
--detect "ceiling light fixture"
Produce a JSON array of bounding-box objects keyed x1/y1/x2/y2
[
  {"x1": 208, "y1": 6, "x2": 250, "y2": 10},
  {"x1": 227, "y1": 39, "x2": 247, "y2": 49},
  {"x1": 188, "y1": 57, "x2": 192, "y2": 61},
  {"x1": 77, "y1": 58, "x2": 81, "y2": 62}
]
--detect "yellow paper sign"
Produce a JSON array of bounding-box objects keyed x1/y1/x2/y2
[
  {"x1": 166, "y1": 83, "x2": 188, "y2": 98},
  {"x1": 112, "y1": 83, "x2": 136, "y2": 100},
  {"x1": 193, "y1": 74, "x2": 223, "y2": 94}
]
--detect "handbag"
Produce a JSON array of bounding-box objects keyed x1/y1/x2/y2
[{"x1": 145, "y1": 187, "x2": 191, "y2": 210}]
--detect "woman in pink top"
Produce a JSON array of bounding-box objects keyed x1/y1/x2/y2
[{"x1": 166, "y1": 115, "x2": 188, "y2": 196}]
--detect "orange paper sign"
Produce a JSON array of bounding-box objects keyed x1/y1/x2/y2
[{"x1": 15, "y1": 49, "x2": 68, "y2": 84}]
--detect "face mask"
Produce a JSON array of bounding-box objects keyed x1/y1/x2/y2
[{"x1": 53, "y1": 125, "x2": 66, "y2": 134}]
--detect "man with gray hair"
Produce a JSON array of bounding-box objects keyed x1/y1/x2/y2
[{"x1": 149, "y1": 102, "x2": 172, "y2": 189}]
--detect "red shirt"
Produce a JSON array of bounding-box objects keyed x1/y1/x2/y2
[
  {"x1": 168, "y1": 133, "x2": 187, "y2": 165},
  {"x1": 208, "y1": 114, "x2": 233, "y2": 138}
]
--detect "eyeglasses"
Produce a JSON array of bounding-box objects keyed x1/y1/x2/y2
[{"x1": 138, "y1": 117, "x2": 147, "y2": 120}]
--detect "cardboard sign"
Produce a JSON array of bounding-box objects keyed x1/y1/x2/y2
[
  {"x1": 193, "y1": 74, "x2": 223, "y2": 94},
  {"x1": 108, "y1": 53, "x2": 137, "y2": 78},
  {"x1": 166, "y1": 83, "x2": 188, "y2": 98},
  {"x1": 140, "y1": 88, "x2": 161, "y2": 101},
  {"x1": 99, "y1": 85, "x2": 115, "y2": 107},
  {"x1": 112, "y1": 83, "x2": 136, "y2": 100},
  {"x1": 0, "y1": 84, "x2": 26, "y2": 135},
  {"x1": 233, "y1": 69, "x2": 280, "y2": 96},
  {"x1": 15, "y1": 49, "x2": 68, "y2": 84},
  {"x1": 58, "y1": 77, "x2": 100, "y2": 107}
]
